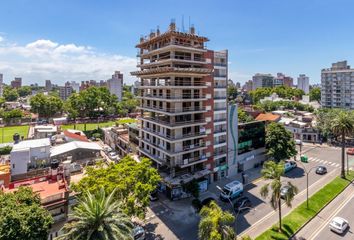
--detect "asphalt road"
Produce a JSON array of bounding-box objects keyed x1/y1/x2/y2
[{"x1": 145, "y1": 144, "x2": 344, "y2": 240}]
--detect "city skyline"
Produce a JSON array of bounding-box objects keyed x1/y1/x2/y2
[{"x1": 1, "y1": 0, "x2": 354, "y2": 85}]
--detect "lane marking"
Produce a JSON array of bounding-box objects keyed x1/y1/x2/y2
[
  {"x1": 240, "y1": 169, "x2": 338, "y2": 237},
  {"x1": 308, "y1": 189, "x2": 354, "y2": 240}
]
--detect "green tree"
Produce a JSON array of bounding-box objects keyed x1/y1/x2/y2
[
  {"x1": 265, "y1": 122, "x2": 297, "y2": 162},
  {"x1": 331, "y1": 110, "x2": 354, "y2": 178},
  {"x1": 3, "y1": 87, "x2": 19, "y2": 101},
  {"x1": 260, "y1": 161, "x2": 298, "y2": 232},
  {"x1": 57, "y1": 188, "x2": 133, "y2": 240},
  {"x1": 71, "y1": 156, "x2": 160, "y2": 218},
  {"x1": 0, "y1": 187, "x2": 53, "y2": 239},
  {"x1": 17, "y1": 86, "x2": 32, "y2": 97},
  {"x1": 238, "y1": 108, "x2": 254, "y2": 123},
  {"x1": 309, "y1": 87, "x2": 321, "y2": 102},
  {"x1": 198, "y1": 201, "x2": 235, "y2": 240},
  {"x1": 3, "y1": 109, "x2": 23, "y2": 122},
  {"x1": 250, "y1": 86, "x2": 305, "y2": 104},
  {"x1": 30, "y1": 93, "x2": 63, "y2": 119},
  {"x1": 227, "y1": 85, "x2": 238, "y2": 100}
]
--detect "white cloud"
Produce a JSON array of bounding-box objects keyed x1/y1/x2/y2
[
  {"x1": 0, "y1": 38, "x2": 137, "y2": 85},
  {"x1": 0, "y1": 36, "x2": 3, "y2": 42}
]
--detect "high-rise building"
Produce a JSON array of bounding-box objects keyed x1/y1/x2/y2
[
  {"x1": 45, "y1": 80, "x2": 52, "y2": 91},
  {"x1": 107, "y1": 71, "x2": 123, "y2": 101},
  {"x1": 131, "y1": 80, "x2": 141, "y2": 96},
  {"x1": 297, "y1": 74, "x2": 310, "y2": 94},
  {"x1": 0, "y1": 73, "x2": 3, "y2": 98},
  {"x1": 131, "y1": 22, "x2": 228, "y2": 185},
  {"x1": 321, "y1": 61, "x2": 354, "y2": 109},
  {"x1": 11, "y1": 77, "x2": 22, "y2": 89},
  {"x1": 276, "y1": 73, "x2": 293, "y2": 87},
  {"x1": 59, "y1": 81, "x2": 73, "y2": 100},
  {"x1": 70, "y1": 81, "x2": 80, "y2": 93},
  {"x1": 252, "y1": 73, "x2": 274, "y2": 90},
  {"x1": 243, "y1": 80, "x2": 253, "y2": 92}
]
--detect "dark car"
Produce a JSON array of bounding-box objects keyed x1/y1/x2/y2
[
  {"x1": 280, "y1": 186, "x2": 291, "y2": 199},
  {"x1": 315, "y1": 166, "x2": 327, "y2": 175},
  {"x1": 234, "y1": 196, "x2": 252, "y2": 212},
  {"x1": 149, "y1": 189, "x2": 159, "y2": 201}
]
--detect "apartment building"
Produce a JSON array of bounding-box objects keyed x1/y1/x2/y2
[
  {"x1": 131, "y1": 21, "x2": 228, "y2": 191},
  {"x1": 297, "y1": 74, "x2": 310, "y2": 94},
  {"x1": 59, "y1": 81, "x2": 73, "y2": 100},
  {"x1": 321, "y1": 61, "x2": 354, "y2": 109},
  {"x1": 45, "y1": 80, "x2": 52, "y2": 91},
  {"x1": 11, "y1": 77, "x2": 22, "y2": 88},
  {"x1": 107, "y1": 71, "x2": 123, "y2": 101},
  {"x1": 276, "y1": 72, "x2": 293, "y2": 87},
  {"x1": 252, "y1": 73, "x2": 274, "y2": 90}
]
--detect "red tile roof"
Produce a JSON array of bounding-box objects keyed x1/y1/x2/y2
[
  {"x1": 255, "y1": 113, "x2": 281, "y2": 122},
  {"x1": 63, "y1": 130, "x2": 88, "y2": 142}
]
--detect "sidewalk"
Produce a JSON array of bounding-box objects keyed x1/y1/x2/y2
[
  {"x1": 208, "y1": 167, "x2": 263, "y2": 195},
  {"x1": 294, "y1": 180, "x2": 354, "y2": 239}
]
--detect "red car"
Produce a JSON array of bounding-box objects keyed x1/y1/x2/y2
[{"x1": 347, "y1": 148, "x2": 354, "y2": 155}]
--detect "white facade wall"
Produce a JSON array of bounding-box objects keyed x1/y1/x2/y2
[{"x1": 297, "y1": 74, "x2": 310, "y2": 94}]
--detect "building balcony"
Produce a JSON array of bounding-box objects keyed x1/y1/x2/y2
[
  {"x1": 214, "y1": 118, "x2": 227, "y2": 123},
  {"x1": 138, "y1": 41, "x2": 207, "y2": 57},
  {"x1": 139, "y1": 116, "x2": 207, "y2": 128},
  {"x1": 131, "y1": 67, "x2": 212, "y2": 77},
  {"x1": 138, "y1": 55, "x2": 206, "y2": 68},
  {"x1": 140, "y1": 138, "x2": 207, "y2": 156},
  {"x1": 138, "y1": 148, "x2": 166, "y2": 165},
  {"x1": 137, "y1": 94, "x2": 207, "y2": 101},
  {"x1": 176, "y1": 155, "x2": 208, "y2": 168},
  {"x1": 214, "y1": 84, "x2": 227, "y2": 89},
  {"x1": 139, "y1": 80, "x2": 207, "y2": 89},
  {"x1": 138, "y1": 105, "x2": 207, "y2": 115},
  {"x1": 142, "y1": 127, "x2": 207, "y2": 142}
]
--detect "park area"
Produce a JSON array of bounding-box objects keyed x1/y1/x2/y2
[
  {"x1": 0, "y1": 125, "x2": 29, "y2": 143},
  {"x1": 61, "y1": 118, "x2": 137, "y2": 131}
]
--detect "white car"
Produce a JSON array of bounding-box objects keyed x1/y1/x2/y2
[
  {"x1": 108, "y1": 151, "x2": 118, "y2": 160},
  {"x1": 329, "y1": 217, "x2": 349, "y2": 234}
]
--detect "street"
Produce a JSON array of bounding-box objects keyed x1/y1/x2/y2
[{"x1": 146, "y1": 144, "x2": 346, "y2": 240}]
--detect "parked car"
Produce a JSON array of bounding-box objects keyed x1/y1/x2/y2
[
  {"x1": 315, "y1": 165, "x2": 327, "y2": 175},
  {"x1": 108, "y1": 151, "x2": 118, "y2": 160},
  {"x1": 133, "y1": 226, "x2": 145, "y2": 240},
  {"x1": 280, "y1": 185, "x2": 291, "y2": 199},
  {"x1": 103, "y1": 146, "x2": 113, "y2": 153},
  {"x1": 347, "y1": 148, "x2": 354, "y2": 155},
  {"x1": 284, "y1": 161, "x2": 297, "y2": 172},
  {"x1": 234, "y1": 196, "x2": 252, "y2": 212},
  {"x1": 149, "y1": 189, "x2": 159, "y2": 201},
  {"x1": 69, "y1": 163, "x2": 82, "y2": 173},
  {"x1": 329, "y1": 217, "x2": 349, "y2": 234},
  {"x1": 220, "y1": 180, "x2": 243, "y2": 201}
]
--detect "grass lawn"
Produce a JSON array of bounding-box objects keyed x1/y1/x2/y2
[
  {"x1": 255, "y1": 171, "x2": 354, "y2": 240},
  {"x1": 116, "y1": 118, "x2": 138, "y2": 125},
  {"x1": 61, "y1": 121, "x2": 116, "y2": 131},
  {"x1": 0, "y1": 125, "x2": 29, "y2": 143}
]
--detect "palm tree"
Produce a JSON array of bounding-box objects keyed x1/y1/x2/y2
[
  {"x1": 260, "y1": 161, "x2": 298, "y2": 232},
  {"x1": 331, "y1": 110, "x2": 354, "y2": 178},
  {"x1": 198, "y1": 201, "x2": 235, "y2": 240},
  {"x1": 57, "y1": 188, "x2": 134, "y2": 240}
]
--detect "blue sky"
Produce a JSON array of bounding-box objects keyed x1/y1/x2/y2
[{"x1": 0, "y1": 0, "x2": 354, "y2": 85}]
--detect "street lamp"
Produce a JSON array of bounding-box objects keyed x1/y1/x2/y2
[
  {"x1": 216, "y1": 185, "x2": 236, "y2": 215},
  {"x1": 234, "y1": 206, "x2": 253, "y2": 239},
  {"x1": 298, "y1": 160, "x2": 317, "y2": 209}
]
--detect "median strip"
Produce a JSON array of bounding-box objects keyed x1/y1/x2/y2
[{"x1": 254, "y1": 171, "x2": 354, "y2": 240}]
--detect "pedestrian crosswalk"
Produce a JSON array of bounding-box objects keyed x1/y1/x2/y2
[{"x1": 306, "y1": 156, "x2": 353, "y2": 170}]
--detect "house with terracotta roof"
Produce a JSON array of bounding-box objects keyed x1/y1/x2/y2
[
  {"x1": 255, "y1": 113, "x2": 281, "y2": 122},
  {"x1": 63, "y1": 129, "x2": 88, "y2": 142}
]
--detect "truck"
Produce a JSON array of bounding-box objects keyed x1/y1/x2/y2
[{"x1": 220, "y1": 180, "x2": 244, "y2": 201}]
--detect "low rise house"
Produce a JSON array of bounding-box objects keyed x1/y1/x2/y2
[
  {"x1": 255, "y1": 113, "x2": 281, "y2": 123},
  {"x1": 63, "y1": 129, "x2": 88, "y2": 142},
  {"x1": 10, "y1": 138, "x2": 51, "y2": 177},
  {"x1": 34, "y1": 125, "x2": 58, "y2": 139},
  {"x1": 103, "y1": 126, "x2": 131, "y2": 157},
  {"x1": 50, "y1": 141, "x2": 102, "y2": 162}
]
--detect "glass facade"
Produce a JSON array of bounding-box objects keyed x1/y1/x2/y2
[{"x1": 237, "y1": 121, "x2": 266, "y2": 155}]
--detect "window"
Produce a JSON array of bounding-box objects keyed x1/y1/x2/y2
[{"x1": 12, "y1": 164, "x2": 15, "y2": 169}]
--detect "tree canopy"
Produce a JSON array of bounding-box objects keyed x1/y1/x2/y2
[
  {"x1": 0, "y1": 187, "x2": 53, "y2": 240},
  {"x1": 254, "y1": 100, "x2": 314, "y2": 113},
  {"x1": 309, "y1": 87, "x2": 321, "y2": 102},
  {"x1": 71, "y1": 156, "x2": 160, "y2": 218},
  {"x1": 249, "y1": 86, "x2": 305, "y2": 104},
  {"x1": 198, "y1": 201, "x2": 235, "y2": 240},
  {"x1": 58, "y1": 188, "x2": 133, "y2": 240},
  {"x1": 30, "y1": 93, "x2": 63, "y2": 119},
  {"x1": 238, "y1": 108, "x2": 254, "y2": 123},
  {"x1": 265, "y1": 122, "x2": 297, "y2": 162},
  {"x1": 17, "y1": 86, "x2": 32, "y2": 97},
  {"x1": 3, "y1": 87, "x2": 19, "y2": 101}
]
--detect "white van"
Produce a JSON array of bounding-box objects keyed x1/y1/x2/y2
[{"x1": 220, "y1": 180, "x2": 244, "y2": 201}]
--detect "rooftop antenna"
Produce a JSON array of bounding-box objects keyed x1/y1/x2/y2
[{"x1": 182, "y1": 15, "x2": 185, "y2": 32}]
